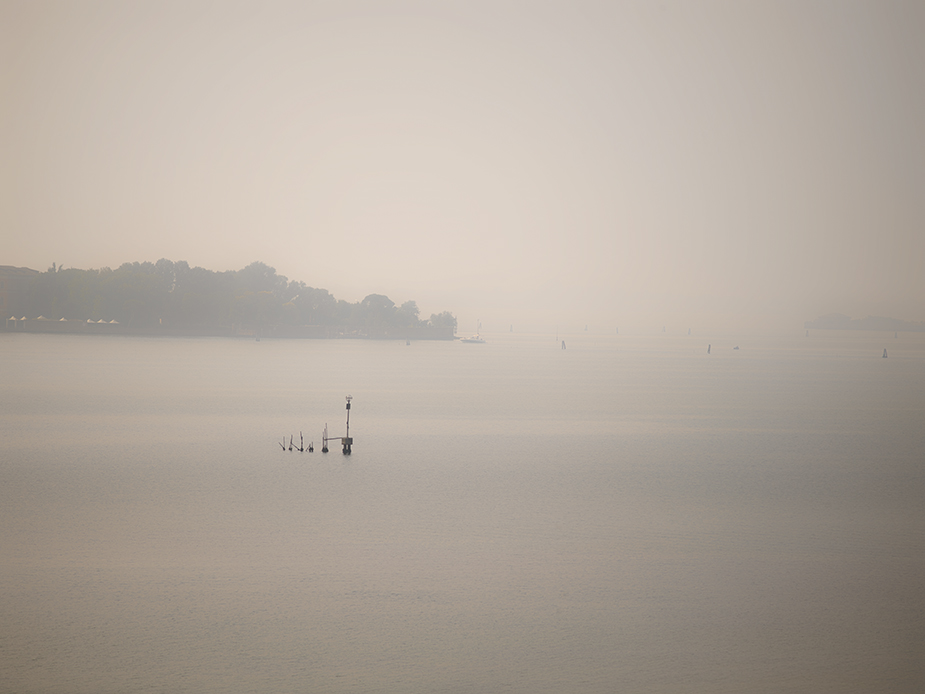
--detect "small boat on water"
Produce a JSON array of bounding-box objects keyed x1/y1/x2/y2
[{"x1": 460, "y1": 321, "x2": 485, "y2": 343}]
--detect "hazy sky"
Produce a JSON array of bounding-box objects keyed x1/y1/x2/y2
[{"x1": 2, "y1": 1, "x2": 923, "y2": 332}]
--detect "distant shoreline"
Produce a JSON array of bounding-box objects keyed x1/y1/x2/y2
[
  {"x1": 804, "y1": 314, "x2": 925, "y2": 333},
  {"x1": 0, "y1": 261, "x2": 458, "y2": 340},
  {"x1": 1, "y1": 319, "x2": 455, "y2": 340}
]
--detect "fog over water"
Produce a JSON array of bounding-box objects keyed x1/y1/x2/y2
[
  {"x1": 2, "y1": 331, "x2": 924, "y2": 692},
  {"x1": 2, "y1": 2, "x2": 924, "y2": 692},
  {"x1": 2, "y1": 1, "x2": 924, "y2": 331}
]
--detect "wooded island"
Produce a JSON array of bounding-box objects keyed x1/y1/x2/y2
[{"x1": 1, "y1": 261, "x2": 457, "y2": 339}]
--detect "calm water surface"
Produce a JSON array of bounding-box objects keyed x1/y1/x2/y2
[{"x1": 1, "y1": 331, "x2": 923, "y2": 693}]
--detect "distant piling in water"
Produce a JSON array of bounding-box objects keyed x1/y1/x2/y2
[
  {"x1": 707, "y1": 344, "x2": 711, "y2": 354},
  {"x1": 277, "y1": 397, "x2": 353, "y2": 453}
]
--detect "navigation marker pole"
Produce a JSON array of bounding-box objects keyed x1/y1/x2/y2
[
  {"x1": 343, "y1": 395, "x2": 353, "y2": 454},
  {"x1": 320, "y1": 395, "x2": 354, "y2": 455}
]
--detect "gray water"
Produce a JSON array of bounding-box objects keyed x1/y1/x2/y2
[{"x1": 2, "y1": 331, "x2": 923, "y2": 693}]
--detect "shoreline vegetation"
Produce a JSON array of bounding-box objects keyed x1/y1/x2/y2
[{"x1": 1, "y1": 261, "x2": 457, "y2": 339}]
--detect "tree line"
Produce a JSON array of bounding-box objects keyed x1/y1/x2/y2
[{"x1": 17, "y1": 260, "x2": 457, "y2": 335}]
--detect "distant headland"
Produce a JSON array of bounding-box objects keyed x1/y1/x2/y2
[
  {"x1": 805, "y1": 313, "x2": 925, "y2": 333},
  {"x1": 0, "y1": 261, "x2": 456, "y2": 339}
]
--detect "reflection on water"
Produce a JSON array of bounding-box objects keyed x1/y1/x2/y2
[{"x1": 2, "y1": 332, "x2": 923, "y2": 693}]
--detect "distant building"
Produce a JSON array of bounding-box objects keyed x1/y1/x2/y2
[{"x1": 0, "y1": 266, "x2": 39, "y2": 319}]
